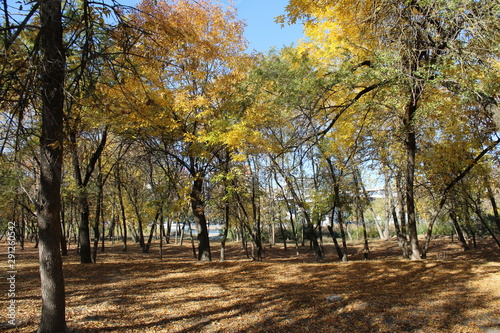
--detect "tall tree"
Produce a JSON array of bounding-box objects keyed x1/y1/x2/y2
[
  {"x1": 284, "y1": 0, "x2": 500, "y2": 259},
  {"x1": 37, "y1": 0, "x2": 67, "y2": 330},
  {"x1": 118, "y1": 0, "x2": 249, "y2": 261},
  {"x1": 68, "y1": 125, "x2": 108, "y2": 263}
]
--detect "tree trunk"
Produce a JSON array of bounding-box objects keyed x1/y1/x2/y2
[
  {"x1": 485, "y1": 179, "x2": 500, "y2": 233},
  {"x1": 220, "y1": 199, "x2": 230, "y2": 262},
  {"x1": 472, "y1": 201, "x2": 500, "y2": 249},
  {"x1": 165, "y1": 217, "x2": 172, "y2": 244},
  {"x1": 328, "y1": 208, "x2": 344, "y2": 260},
  {"x1": 77, "y1": 195, "x2": 92, "y2": 263},
  {"x1": 138, "y1": 217, "x2": 145, "y2": 249},
  {"x1": 144, "y1": 219, "x2": 156, "y2": 254},
  {"x1": 92, "y1": 159, "x2": 104, "y2": 262},
  {"x1": 279, "y1": 218, "x2": 287, "y2": 251},
  {"x1": 405, "y1": 120, "x2": 421, "y2": 259},
  {"x1": 304, "y1": 222, "x2": 323, "y2": 261},
  {"x1": 69, "y1": 127, "x2": 108, "y2": 263},
  {"x1": 60, "y1": 201, "x2": 67, "y2": 256},
  {"x1": 188, "y1": 219, "x2": 197, "y2": 259},
  {"x1": 450, "y1": 211, "x2": 470, "y2": 251},
  {"x1": 116, "y1": 166, "x2": 127, "y2": 252},
  {"x1": 354, "y1": 171, "x2": 369, "y2": 259},
  {"x1": 396, "y1": 172, "x2": 410, "y2": 259},
  {"x1": 37, "y1": 0, "x2": 67, "y2": 330},
  {"x1": 159, "y1": 209, "x2": 164, "y2": 260},
  {"x1": 191, "y1": 177, "x2": 211, "y2": 261},
  {"x1": 251, "y1": 174, "x2": 263, "y2": 261},
  {"x1": 337, "y1": 209, "x2": 348, "y2": 262}
]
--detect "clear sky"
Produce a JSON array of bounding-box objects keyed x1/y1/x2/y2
[
  {"x1": 119, "y1": 0, "x2": 305, "y2": 52},
  {"x1": 222, "y1": 0, "x2": 305, "y2": 52}
]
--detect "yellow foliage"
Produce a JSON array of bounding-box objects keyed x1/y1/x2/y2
[{"x1": 106, "y1": 0, "x2": 253, "y2": 160}]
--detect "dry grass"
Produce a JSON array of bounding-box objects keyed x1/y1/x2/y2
[{"x1": 1, "y1": 237, "x2": 499, "y2": 332}]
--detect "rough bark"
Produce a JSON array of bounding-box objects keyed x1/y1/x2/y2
[
  {"x1": 191, "y1": 177, "x2": 211, "y2": 261},
  {"x1": 404, "y1": 85, "x2": 422, "y2": 260},
  {"x1": 395, "y1": 173, "x2": 410, "y2": 259},
  {"x1": 37, "y1": 0, "x2": 67, "y2": 331}
]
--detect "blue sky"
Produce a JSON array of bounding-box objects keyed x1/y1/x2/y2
[
  {"x1": 119, "y1": 0, "x2": 304, "y2": 52},
  {"x1": 223, "y1": 0, "x2": 305, "y2": 52}
]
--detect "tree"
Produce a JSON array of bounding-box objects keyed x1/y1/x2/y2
[
  {"x1": 68, "y1": 125, "x2": 108, "y2": 263},
  {"x1": 117, "y1": 0, "x2": 249, "y2": 261},
  {"x1": 283, "y1": 0, "x2": 500, "y2": 259},
  {"x1": 36, "y1": 0, "x2": 67, "y2": 330}
]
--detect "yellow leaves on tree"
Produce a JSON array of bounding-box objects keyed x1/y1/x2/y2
[{"x1": 114, "y1": 0, "x2": 252, "y2": 155}]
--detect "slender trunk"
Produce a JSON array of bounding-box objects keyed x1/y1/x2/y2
[
  {"x1": 220, "y1": 200, "x2": 230, "y2": 262},
  {"x1": 354, "y1": 171, "x2": 369, "y2": 259},
  {"x1": 403, "y1": 67, "x2": 423, "y2": 259},
  {"x1": 485, "y1": 180, "x2": 500, "y2": 233},
  {"x1": 116, "y1": 165, "x2": 127, "y2": 252},
  {"x1": 337, "y1": 209, "x2": 348, "y2": 262},
  {"x1": 472, "y1": 202, "x2": 500, "y2": 249},
  {"x1": 37, "y1": 0, "x2": 66, "y2": 330},
  {"x1": 137, "y1": 216, "x2": 145, "y2": 248},
  {"x1": 101, "y1": 210, "x2": 105, "y2": 252},
  {"x1": 361, "y1": 212, "x2": 369, "y2": 260},
  {"x1": 69, "y1": 127, "x2": 108, "y2": 263},
  {"x1": 450, "y1": 211, "x2": 469, "y2": 251},
  {"x1": 92, "y1": 215, "x2": 99, "y2": 263},
  {"x1": 159, "y1": 209, "x2": 164, "y2": 260},
  {"x1": 69, "y1": 130, "x2": 90, "y2": 262},
  {"x1": 60, "y1": 201, "x2": 67, "y2": 256},
  {"x1": 251, "y1": 174, "x2": 263, "y2": 261},
  {"x1": 191, "y1": 177, "x2": 211, "y2": 261},
  {"x1": 92, "y1": 160, "x2": 103, "y2": 262},
  {"x1": 405, "y1": 127, "x2": 421, "y2": 259},
  {"x1": 188, "y1": 220, "x2": 197, "y2": 259},
  {"x1": 165, "y1": 217, "x2": 171, "y2": 244},
  {"x1": 270, "y1": 222, "x2": 275, "y2": 247},
  {"x1": 127, "y1": 186, "x2": 145, "y2": 248},
  {"x1": 237, "y1": 208, "x2": 249, "y2": 258},
  {"x1": 279, "y1": 218, "x2": 287, "y2": 251},
  {"x1": 331, "y1": 176, "x2": 348, "y2": 260},
  {"x1": 300, "y1": 203, "x2": 323, "y2": 261},
  {"x1": 392, "y1": 206, "x2": 401, "y2": 241},
  {"x1": 144, "y1": 218, "x2": 156, "y2": 254},
  {"x1": 221, "y1": 151, "x2": 231, "y2": 262},
  {"x1": 396, "y1": 173, "x2": 410, "y2": 259},
  {"x1": 77, "y1": 195, "x2": 92, "y2": 263},
  {"x1": 108, "y1": 204, "x2": 116, "y2": 241},
  {"x1": 328, "y1": 208, "x2": 344, "y2": 260},
  {"x1": 20, "y1": 208, "x2": 26, "y2": 250},
  {"x1": 179, "y1": 221, "x2": 185, "y2": 246}
]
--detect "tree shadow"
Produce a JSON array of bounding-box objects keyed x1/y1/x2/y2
[{"x1": 2, "y1": 239, "x2": 499, "y2": 332}]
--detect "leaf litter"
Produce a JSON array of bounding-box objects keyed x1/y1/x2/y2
[{"x1": 1, "y1": 237, "x2": 499, "y2": 332}]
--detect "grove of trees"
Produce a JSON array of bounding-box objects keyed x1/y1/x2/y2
[{"x1": 1, "y1": 0, "x2": 499, "y2": 331}]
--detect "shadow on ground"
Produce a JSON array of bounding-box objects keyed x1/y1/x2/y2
[{"x1": 1, "y1": 237, "x2": 499, "y2": 332}]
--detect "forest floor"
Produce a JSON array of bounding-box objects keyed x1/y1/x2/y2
[{"x1": 1, "y1": 236, "x2": 500, "y2": 333}]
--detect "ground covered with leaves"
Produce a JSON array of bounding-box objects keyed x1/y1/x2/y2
[{"x1": 1, "y1": 237, "x2": 500, "y2": 332}]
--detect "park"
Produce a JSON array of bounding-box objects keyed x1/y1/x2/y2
[{"x1": 1, "y1": 0, "x2": 500, "y2": 332}]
